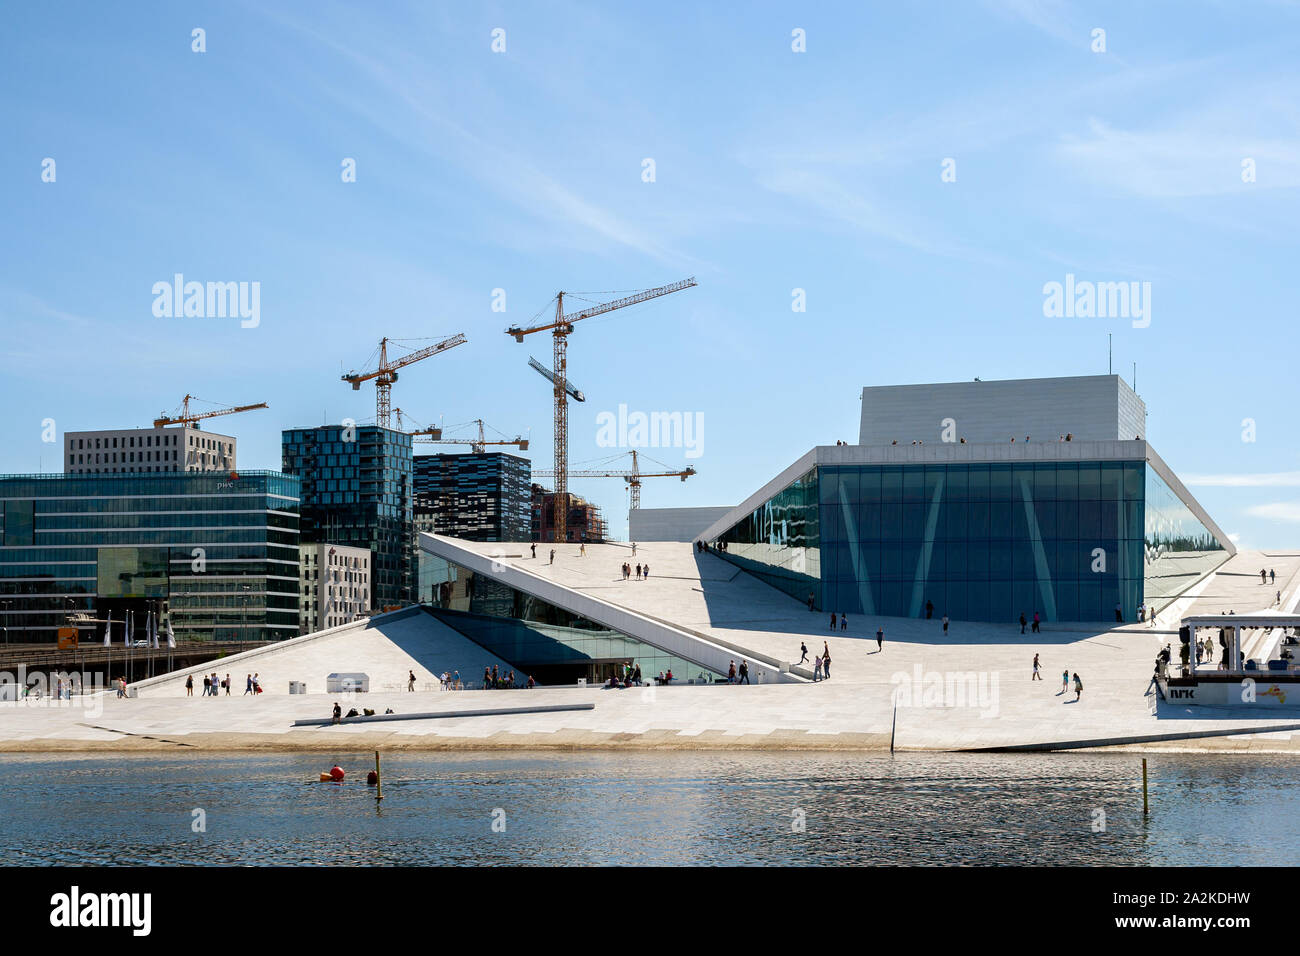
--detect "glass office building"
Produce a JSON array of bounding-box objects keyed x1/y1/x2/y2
[
  {"x1": 282, "y1": 425, "x2": 413, "y2": 610},
  {"x1": 711, "y1": 448, "x2": 1230, "y2": 623},
  {"x1": 413, "y1": 452, "x2": 531, "y2": 542},
  {"x1": 0, "y1": 471, "x2": 300, "y2": 641}
]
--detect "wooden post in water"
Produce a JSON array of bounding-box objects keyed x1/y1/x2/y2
[
  {"x1": 375, "y1": 750, "x2": 383, "y2": 802},
  {"x1": 1142, "y1": 758, "x2": 1149, "y2": 815}
]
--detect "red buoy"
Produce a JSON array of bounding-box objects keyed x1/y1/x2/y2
[
  {"x1": 329, "y1": 765, "x2": 345, "y2": 781},
  {"x1": 366, "y1": 770, "x2": 378, "y2": 786}
]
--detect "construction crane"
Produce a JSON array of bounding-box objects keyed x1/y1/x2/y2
[
  {"x1": 392, "y1": 408, "x2": 442, "y2": 441},
  {"x1": 419, "y1": 419, "x2": 529, "y2": 454},
  {"x1": 341, "y1": 334, "x2": 467, "y2": 429},
  {"x1": 534, "y1": 450, "x2": 696, "y2": 514},
  {"x1": 153, "y1": 395, "x2": 268, "y2": 429},
  {"x1": 528, "y1": 357, "x2": 585, "y2": 403},
  {"x1": 506, "y1": 277, "x2": 696, "y2": 540}
]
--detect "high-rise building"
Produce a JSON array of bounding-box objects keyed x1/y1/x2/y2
[
  {"x1": 282, "y1": 425, "x2": 413, "y2": 609},
  {"x1": 531, "y1": 485, "x2": 608, "y2": 543},
  {"x1": 412, "y1": 452, "x2": 531, "y2": 542},
  {"x1": 299, "y1": 543, "x2": 371, "y2": 634},
  {"x1": 0, "y1": 471, "x2": 300, "y2": 642},
  {"x1": 64, "y1": 426, "x2": 236, "y2": 475}
]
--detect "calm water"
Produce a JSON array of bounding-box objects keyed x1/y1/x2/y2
[{"x1": 1, "y1": 750, "x2": 1292, "y2": 865}]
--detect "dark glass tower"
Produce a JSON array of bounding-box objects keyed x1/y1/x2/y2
[
  {"x1": 282, "y1": 425, "x2": 413, "y2": 609},
  {"x1": 412, "y1": 452, "x2": 531, "y2": 542}
]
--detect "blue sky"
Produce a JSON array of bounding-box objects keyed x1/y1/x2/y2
[{"x1": 2, "y1": 0, "x2": 1299, "y2": 545}]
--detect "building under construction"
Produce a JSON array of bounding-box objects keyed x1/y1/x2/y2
[{"x1": 531, "y1": 484, "x2": 608, "y2": 543}]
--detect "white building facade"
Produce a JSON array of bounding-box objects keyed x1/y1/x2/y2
[
  {"x1": 65, "y1": 426, "x2": 237, "y2": 475},
  {"x1": 299, "y1": 543, "x2": 371, "y2": 634}
]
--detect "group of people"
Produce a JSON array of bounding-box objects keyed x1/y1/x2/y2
[
  {"x1": 604, "y1": 661, "x2": 643, "y2": 688},
  {"x1": 696, "y1": 540, "x2": 727, "y2": 553},
  {"x1": 1019, "y1": 612, "x2": 1042, "y2": 634},
  {"x1": 184, "y1": 672, "x2": 261, "y2": 696},
  {"x1": 725, "y1": 659, "x2": 753, "y2": 684},
  {"x1": 1031, "y1": 653, "x2": 1083, "y2": 701},
  {"x1": 621, "y1": 562, "x2": 649, "y2": 580}
]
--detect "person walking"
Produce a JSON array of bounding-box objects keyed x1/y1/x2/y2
[
  {"x1": 202, "y1": 674, "x2": 211, "y2": 697},
  {"x1": 185, "y1": 674, "x2": 193, "y2": 697},
  {"x1": 813, "y1": 655, "x2": 823, "y2": 682},
  {"x1": 1032, "y1": 611, "x2": 1041, "y2": 634},
  {"x1": 549, "y1": 549, "x2": 555, "y2": 565},
  {"x1": 225, "y1": 673, "x2": 231, "y2": 696},
  {"x1": 798, "y1": 642, "x2": 808, "y2": 665},
  {"x1": 244, "y1": 674, "x2": 253, "y2": 695},
  {"x1": 579, "y1": 543, "x2": 586, "y2": 557},
  {"x1": 1270, "y1": 569, "x2": 1276, "y2": 585},
  {"x1": 643, "y1": 564, "x2": 650, "y2": 579},
  {"x1": 631, "y1": 542, "x2": 637, "y2": 557},
  {"x1": 635, "y1": 563, "x2": 642, "y2": 580},
  {"x1": 942, "y1": 614, "x2": 949, "y2": 636},
  {"x1": 807, "y1": 591, "x2": 815, "y2": 612},
  {"x1": 829, "y1": 611, "x2": 836, "y2": 631},
  {"x1": 925, "y1": 600, "x2": 934, "y2": 620},
  {"x1": 530, "y1": 542, "x2": 536, "y2": 559},
  {"x1": 822, "y1": 644, "x2": 831, "y2": 679},
  {"x1": 1115, "y1": 602, "x2": 1123, "y2": 623},
  {"x1": 1073, "y1": 672, "x2": 1083, "y2": 701},
  {"x1": 727, "y1": 660, "x2": 736, "y2": 683},
  {"x1": 1019, "y1": 612, "x2": 1027, "y2": 635},
  {"x1": 875, "y1": 626, "x2": 884, "y2": 652},
  {"x1": 738, "y1": 660, "x2": 750, "y2": 685},
  {"x1": 407, "y1": 670, "x2": 416, "y2": 692},
  {"x1": 1061, "y1": 669, "x2": 1069, "y2": 694},
  {"x1": 1032, "y1": 653, "x2": 1041, "y2": 680},
  {"x1": 839, "y1": 613, "x2": 847, "y2": 631}
]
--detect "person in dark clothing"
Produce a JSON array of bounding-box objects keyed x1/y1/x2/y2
[
  {"x1": 738, "y1": 660, "x2": 750, "y2": 685},
  {"x1": 925, "y1": 600, "x2": 934, "y2": 620},
  {"x1": 797, "y1": 642, "x2": 808, "y2": 664},
  {"x1": 1019, "y1": 613, "x2": 1027, "y2": 635}
]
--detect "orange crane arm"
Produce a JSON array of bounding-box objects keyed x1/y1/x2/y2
[
  {"x1": 342, "y1": 333, "x2": 467, "y2": 385},
  {"x1": 153, "y1": 398, "x2": 268, "y2": 428},
  {"x1": 535, "y1": 468, "x2": 695, "y2": 479},
  {"x1": 506, "y1": 278, "x2": 696, "y2": 340}
]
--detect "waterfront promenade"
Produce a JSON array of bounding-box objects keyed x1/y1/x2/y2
[{"x1": 3, "y1": 547, "x2": 1300, "y2": 754}]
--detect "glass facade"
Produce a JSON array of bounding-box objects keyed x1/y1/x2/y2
[
  {"x1": 1143, "y1": 467, "x2": 1230, "y2": 607},
  {"x1": 0, "y1": 471, "x2": 300, "y2": 641},
  {"x1": 714, "y1": 459, "x2": 1229, "y2": 624},
  {"x1": 421, "y1": 556, "x2": 721, "y2": 685},
  {"x1": 413, "y1": 452, "x2": 531, "y2": 542},
  {"x1": 283, "y1": 425, "x2": 413, "y2": 609},
  {"x1": 710, "y1": 469, "x2": 820, "y2": 606}
]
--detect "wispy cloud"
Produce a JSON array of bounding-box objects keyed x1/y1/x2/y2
[
  {"x1": 1184, "y1": 472, "x2": 1300, "y2": 487},
  {"x1": 1246, "y1": 503, "x2": 1300, "y2": 523}
]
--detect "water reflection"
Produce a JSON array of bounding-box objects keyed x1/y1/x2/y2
[{"x1": 1, "y1": 751, "x2": 1293, "y2": 865}]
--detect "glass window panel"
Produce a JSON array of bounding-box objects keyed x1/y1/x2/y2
[
  {"x1": 967, "y1": 465, "x2": 990, "y2": 502},
  {"x1": 1077, "y1": 463, "x2": 1101, "y2": 500},
  {"x1": 988, "y1": 465, "x2": 1011, "y2": 501},
  {"x1": 1101, "y1": 463, "x2": 1124, "y2": 500},
  {"x1": 945, "y1": 466, "x2": 967, "y2": 503}
]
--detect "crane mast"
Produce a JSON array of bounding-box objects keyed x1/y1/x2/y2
[{"x1": 506, "y1": 277, "x2": 696, "y2": 541}]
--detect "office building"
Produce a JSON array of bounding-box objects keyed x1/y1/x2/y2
[
  {"x1": 282, "y1": 425, "x2": 413, "y2": 610},
  {"x1": 299, "y1": 543, "x2": 371, "y2": 634},
  {"x1": 65, "y1": 426, "x2": 236, "y2": 475},
  {"x1": 0, "y1": 471, "x2": 300, "y2": 641},
  {"x1": 413, "y1": 452, "x2": 531, "y2": 542}
]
